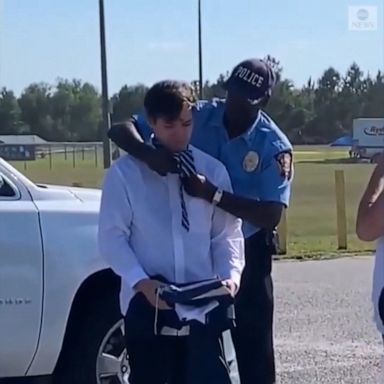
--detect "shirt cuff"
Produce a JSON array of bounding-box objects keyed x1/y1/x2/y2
[{"x1": 126, "y1": 266, "x2": 149, "y2": 289}]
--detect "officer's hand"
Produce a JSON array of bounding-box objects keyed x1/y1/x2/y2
[
  {"x1": 144, "y1": 147, "x2": 179, "y2": 176},
  {"x1": 134, "y1": 279, "x2": 171, "y2": 310},
  {"x1": 182, "y1": 174, "x2": 217, "y2": 202},
  {"x1": 222, "y1": 279, "x2": 238, "y2": 297}
]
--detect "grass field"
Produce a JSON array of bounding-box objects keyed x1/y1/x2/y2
[{"x1": 9, "y1": 146, "x2": 376, "y2": 256}]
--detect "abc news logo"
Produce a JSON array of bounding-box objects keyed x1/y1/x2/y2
[{"x1": 348, "y1": 6, "x2": 378, "y2": 31}]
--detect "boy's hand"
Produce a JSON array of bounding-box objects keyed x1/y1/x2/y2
[
  {"x1": 134, "y1": 279, "x2": 171, "y2": 310},
  {"x1": 222, "y1": 279, "x2": 238, "y2": 297}
]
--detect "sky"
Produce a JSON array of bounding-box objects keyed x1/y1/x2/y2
[{"x1": 0, "y1": 0, "x2": 383, "y2": 96}]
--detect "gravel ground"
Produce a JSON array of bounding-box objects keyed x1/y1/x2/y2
[{"x1": 270, "y1": 256, "x2": 383, "y2": 384}]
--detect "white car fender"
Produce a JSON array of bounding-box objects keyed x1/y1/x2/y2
[{"x1": 27, "y1": 198, "x2": 109, "y2": 375}]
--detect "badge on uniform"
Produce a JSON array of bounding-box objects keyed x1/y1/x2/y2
[
  {"x1": 243, "y1": 151, "x2": 259, "y2": 172},
  {"x1": 275, "y1": 151, "x2": 293, "y2": 180}
]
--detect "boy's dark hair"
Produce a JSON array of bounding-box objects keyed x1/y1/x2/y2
[{"x1": 144, "y1": 80, "x2": 197, "y2": 121}]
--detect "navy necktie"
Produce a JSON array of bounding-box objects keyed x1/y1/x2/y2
[{"x1": 152, "y1": 137, "x2": 197, "y2": 231}]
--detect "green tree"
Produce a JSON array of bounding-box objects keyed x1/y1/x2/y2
[
  {"x1": 0, "y1": 88, "x2": 25, "y2": 135},
  {"x1": 111, "y1": 84, "x2": 148, "y2": 123},
  {"x1": 0, "y1": 59, "x2": 379, "y2": 144},
  {"x1": 50, "y1": 79, "x2": 101, "y2": 141},
  {"x1": 18, "y1": 83, "x2": 54, "y2": 140}
]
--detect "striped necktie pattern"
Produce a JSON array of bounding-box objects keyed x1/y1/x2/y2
[
  {"x1": 175, "y1": 149, "x2": 197, "y2": 231},
  {"x1": 152, "y1": 137, "x2": 197, "y2": 231}
]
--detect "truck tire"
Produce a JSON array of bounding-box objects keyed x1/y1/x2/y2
[{"x1": 53, "y1": 294, "x2": 125, "y2": 384}]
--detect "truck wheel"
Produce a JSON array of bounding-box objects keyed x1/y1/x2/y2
[{"x1": 53, "y1": 296, "x2": 129, "y2": 384}]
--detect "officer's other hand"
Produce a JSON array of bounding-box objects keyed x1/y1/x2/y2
[
  {"x1": 134, "y1": 278, "x2": 171, "y2": 310},
  {"x1": 144, "y1": 147, "x2": 179, "y2": 176},
  {"x1": 183, "y1": 173, "x2": 217, "y2": 202},
  {"x1": 222, "y1": 279, "x2": 238, "y2": 297}
]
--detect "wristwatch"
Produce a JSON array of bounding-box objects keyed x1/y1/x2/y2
[{"x1": 212, "y1": 188, "x2": 223, "y2": 205}]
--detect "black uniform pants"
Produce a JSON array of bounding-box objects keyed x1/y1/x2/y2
[
  {"x1": 124, "y1": 293, "x2": 232, "y2": 384},
  {"x1": 231, "y1": 230, "x2": 276, "y2": 384}
]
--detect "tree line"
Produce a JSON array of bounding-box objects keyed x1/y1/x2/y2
[{"x1": 1, "y1": 58, "x2": 383, "y2": 144}]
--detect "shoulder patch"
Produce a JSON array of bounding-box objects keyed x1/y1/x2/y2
[{"x1": 275, "y1": 151, "x2": 293, "y2": 180}]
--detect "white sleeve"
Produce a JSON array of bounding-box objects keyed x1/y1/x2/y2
[
  {"x1": 210, "y1": 165, "x2": 245, "y2": 287},
  {"x1": 98, "y1": 164, "x2": 148, "y2": 288}
]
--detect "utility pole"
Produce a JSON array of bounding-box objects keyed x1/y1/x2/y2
[
  {"x1": 99, "y1": 0, "x2": 111, "y2": 168},
  {"x1": 197, "y1": 0, "x2": 203, "y2": 99}
]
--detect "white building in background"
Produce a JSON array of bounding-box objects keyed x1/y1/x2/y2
[{"x1": 0, "y1": 135, "x2": 47, "y2": 145}]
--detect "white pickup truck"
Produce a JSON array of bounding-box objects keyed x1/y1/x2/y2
[{"x1": 0, "y1": 158, "x2": 234, "y2": 384}]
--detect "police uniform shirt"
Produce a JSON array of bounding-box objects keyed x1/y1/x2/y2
[
  {"x1": 98, "y1": 145, "x2": 245, "y2": 315},
  {"x1": 372, "y1": 238, "x2": 384, "y2": 334},
  {"x1": 132, "y1": 99, "x2": 293, "y2": 239}
]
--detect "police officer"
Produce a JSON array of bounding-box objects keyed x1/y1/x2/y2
[{"x1": 108, "y1": 58, "x2": 294, "y2": 384}]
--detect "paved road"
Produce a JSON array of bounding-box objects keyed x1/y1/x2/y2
[
  {"x1": 271, "y1": 256, "x2": 383, "y2": 384},
  {"x1": 4, "y1": 256, "x2": 383, "y2": 384}
]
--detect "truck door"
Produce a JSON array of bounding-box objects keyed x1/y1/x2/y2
[{"x1": 0, "y1": 171, "x2": 43, "y2": 377}]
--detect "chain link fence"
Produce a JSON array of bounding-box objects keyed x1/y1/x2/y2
[{"x1": 0, "y1": 142, "x2": 120, "y2": 170}]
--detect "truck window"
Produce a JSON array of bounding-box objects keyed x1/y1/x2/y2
[{"x1": 0, "y1": 174, "x2": 16, "y2": 198}]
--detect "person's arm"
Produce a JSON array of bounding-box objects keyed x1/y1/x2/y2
[
  {"x1": 108, "y1": 118, "x2": 149, "y2": 159},
  {"x1": 184, "y1": 180, "x2": 284, "y2": 230},
  {"x1": 98, "y1": 164, "x2": 149, "y2": 288},
  {"x1": 108, "y1": 118, "x2": 178, "y2": 175},
  {"x1": 356, "y1": 158, "x2": 384, "y2": 241},
  {"x1": 98, "y1": 164, "x2": 170, "y2": 309},
  {"x1": 220, "y1": 150, "x2": 293, "y2": 229},
  {"x1": 210, "y1": 166, "x2": 245, "y2": 293},
  {"x1": 183, "y1": 150, "x2": 293, "y2": 230},
  {"x1": 216, "y1": 195, "x2": 283, "y2": 230}
]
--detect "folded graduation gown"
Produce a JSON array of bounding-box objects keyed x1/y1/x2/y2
[
  {"x1": 125, "y1": 276, "x2": 235, "y2": 337},
  {"x1": 159, "y1": 278, "x2": 233, "y2": 307}
]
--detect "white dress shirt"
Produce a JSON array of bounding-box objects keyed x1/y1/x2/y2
[{"x1": 98, "y1": 145, "x2": 245, "y2": 315}]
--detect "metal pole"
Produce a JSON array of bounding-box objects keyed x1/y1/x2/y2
[
  {"x1": 95, "y1": 144, "x2": 98, "y2": 168},
  {"x1": 99, "y1": 0, "x2": 111, "y2": 168},
  {"x1": 73, "y1": 146, "x2": 76, "y2": 168},
  {"x1": 49, "y1": 145, "x2": 52, "y2": 170},
  {"x1": 198, "y1": 0, "x2": 203, "y2": 99}
]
